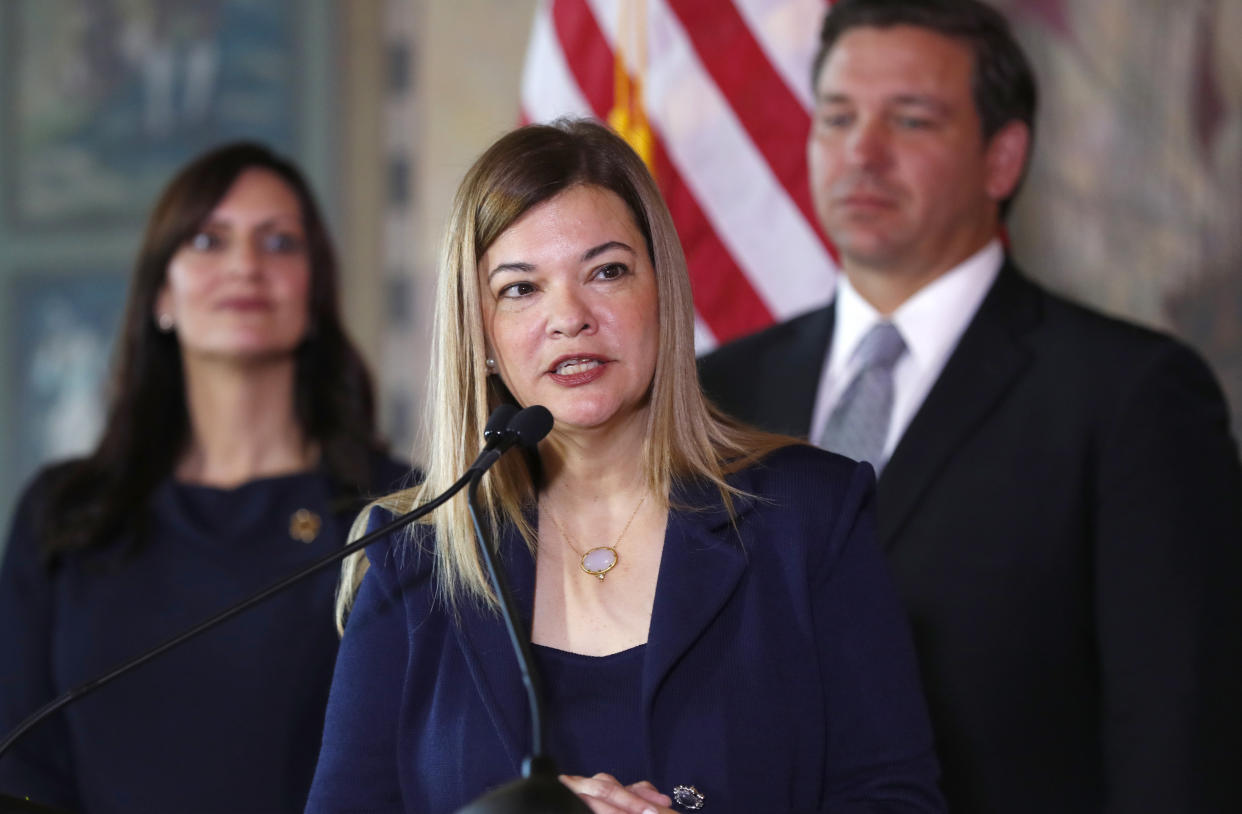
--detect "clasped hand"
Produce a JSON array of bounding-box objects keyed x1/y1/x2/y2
[{"x1": 560, "y1": 772, "x2": 676, "y2": 814}]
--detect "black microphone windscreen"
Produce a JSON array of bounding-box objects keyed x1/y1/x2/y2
[
  {"x1": 483, "y1": 404, "x2": 520, "y2": 446},
  {"x1": 509, "y1": 406, "x2": 553, "y2": 448}
]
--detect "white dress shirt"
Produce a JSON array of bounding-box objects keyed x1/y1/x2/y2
[{"x1": 811, "y1": 239, "x2": 1004, "y2": 468}]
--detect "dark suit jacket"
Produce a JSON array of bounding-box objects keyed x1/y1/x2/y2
[
  {"x1": 698, "y1": 263, "x2": 1242, "y2": 813},
  {"x1": 306, "y1": 446, "x2": 946, "y2": 813}
]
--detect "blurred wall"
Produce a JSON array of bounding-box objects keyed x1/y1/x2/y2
[{"x1": 999, "y1": 0, "x2": 1242, "y2": 434}]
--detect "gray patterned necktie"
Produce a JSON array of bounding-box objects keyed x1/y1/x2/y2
[{"x1": 817, "y1": 321, "x2": 907, "y2": 471}]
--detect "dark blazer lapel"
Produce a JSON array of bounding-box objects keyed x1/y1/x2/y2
[
  {"x1": 877, "y1": 263, "x2": 1041, "y2": 549},
  {"x1": 701, "y1": 303, "x2": 836, "y2": 438},
  {"x1": 452, "y1": 524, "x2": 537, "y2": 772},
  {"x1": 642, "y1": 477, "x2": 755, "y2": 715},
  {"x1": 770, "y1": 304, "x2": 836, "y2": 436},
  {"x1": 452, "y1": 489, "x2": 756, "y2": 768}
]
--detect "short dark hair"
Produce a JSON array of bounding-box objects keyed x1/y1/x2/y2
[{"x1": 812, "y1": 0, "x2": 1038, "y2": 215}]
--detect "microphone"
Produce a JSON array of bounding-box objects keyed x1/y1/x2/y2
[
  {"x1": 506, "y1": 404, "x2": 554, "y2": 450},
  {"x1": 482, "y1": 403, "x2": 520, "y2": 449},
  {"x1": 457, "y1": 405, "x2": 589, "y2": 814},
  {"x1": 469, "y1": 403, "x2": 551, "y2": 475},
  {"x1": 0, "y1": 404, "x2": 534, "y2": 814}
]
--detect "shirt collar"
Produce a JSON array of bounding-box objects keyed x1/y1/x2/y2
[{"x1": 832, "y1": 239, "x2": 1004, "y2": 371}]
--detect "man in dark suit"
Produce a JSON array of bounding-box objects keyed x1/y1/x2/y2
[{"x1": 698, "y1": 1, "x2": 1242, "y2": 811}]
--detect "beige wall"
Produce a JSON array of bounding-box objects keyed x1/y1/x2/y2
[
  {"x1": 416, "y1": 0, "x2": 539, "y2": 246},
  {"x1": 339, "y1": 0, "x2": 387, "y2": 372},
  {"x1": 336, "y1": 0, "x2": 538, "y2": 458},
  {"x1": 405, "y1": 0, "x2": 538, "y2": 457}
]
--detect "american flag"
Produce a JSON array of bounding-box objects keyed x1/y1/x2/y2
[{"x1": 521, "y1": 0, "x2": 838, "y2": 352}]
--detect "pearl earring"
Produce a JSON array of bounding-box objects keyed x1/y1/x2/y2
[
  {"x1": 486, "y1": 358, "x2": 496, "y2": 369},
  {"x1": 157, "y1": 313, "x2": 175, "y2": 332}
]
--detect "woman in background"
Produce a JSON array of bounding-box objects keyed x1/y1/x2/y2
[
  {"x1": 307, "y1": 120, "x2": 943, "y2": 813},
  {"x1": 0, "y1": 142, "x2": 407, "y2": 813}
]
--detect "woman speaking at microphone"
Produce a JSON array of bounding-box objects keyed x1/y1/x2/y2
[
  {"x1": 308, "y1": 120, "x2": 944, "y2": 813},
  {"x1": 0, "y1": 143, "x2": 406, "y2": 813}
]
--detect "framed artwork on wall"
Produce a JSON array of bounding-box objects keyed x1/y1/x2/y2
[
  {"x1": 6, "y1": 271, "x2": 128, "y2": 492},
  {"x1": 1, "y1": 0, "x2": 300, "y2": 229},
  {"x1": 0, "y1": 0, "x2": 340, "y2": 539}
]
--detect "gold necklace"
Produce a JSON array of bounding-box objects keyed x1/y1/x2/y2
[{"x1": 545, "y1": 495, "x2": 646, "y2": 580}]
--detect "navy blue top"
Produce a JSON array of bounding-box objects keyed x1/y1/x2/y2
[
  {"x1": 307, "y1": 445, "x2": 945, "y2": 813},
  {"x1": 0, "y1": 455, "x2": 408, "y2": 814},
  {"x1": 532, "y1": 643, "x2": 645, "y2": 782}
]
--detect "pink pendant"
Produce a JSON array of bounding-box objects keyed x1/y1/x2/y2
[{"x1": 580, "y1": 546, "x2": 618, "y2": 580}]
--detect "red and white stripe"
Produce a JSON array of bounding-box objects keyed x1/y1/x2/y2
[{"x1": 521, "y1": 0, "x2": 837, "y2": 351}]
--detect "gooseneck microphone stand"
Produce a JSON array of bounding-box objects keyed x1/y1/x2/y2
[
  {"x1": 456, "y1": 406, "x2": 589, "y2": 814},
  {"x1": 0, "y1": 404, "x2": 540, "y2": 814}
]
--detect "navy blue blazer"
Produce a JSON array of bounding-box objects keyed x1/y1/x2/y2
[
  {"x1": 307, "y1": 445, "x2": 945, "y2": 813},
  {"x1": 0, "y1": 455, "x2": 410, "y2": 814}
]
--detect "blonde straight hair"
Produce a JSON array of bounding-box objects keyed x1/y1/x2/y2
[{"x1": 336, "y1": 120, "x2": 793, "y2": 628}]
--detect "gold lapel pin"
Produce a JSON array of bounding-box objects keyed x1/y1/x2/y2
[{"x1": 289, "y1": 509, "x2": 322, "y2": 543}]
